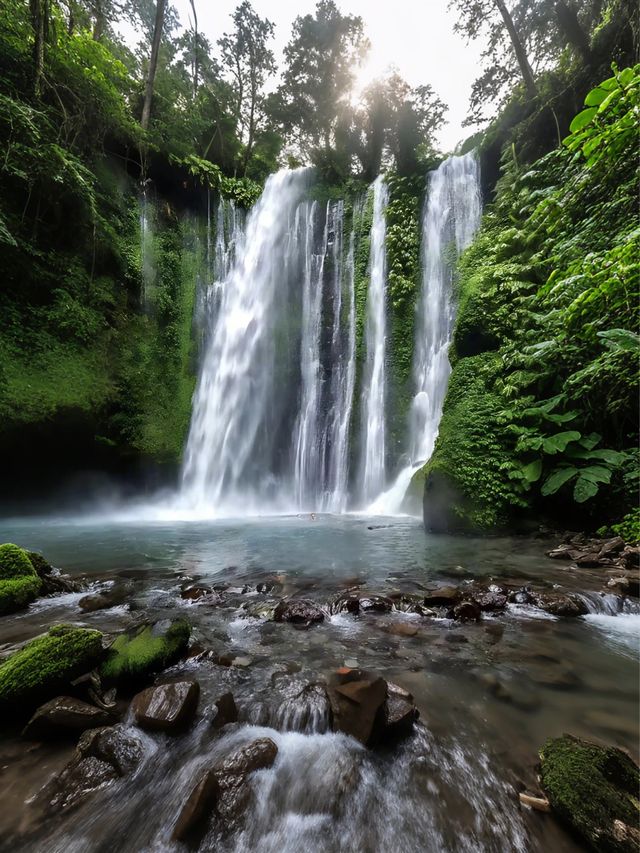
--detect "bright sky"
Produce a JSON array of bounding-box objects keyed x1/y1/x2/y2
[{"x1": 169, "y1": 0, "x2": 485, "y2": 153}]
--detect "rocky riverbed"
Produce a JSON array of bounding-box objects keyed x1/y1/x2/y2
[{"x1": 0, "y1": 515, "x2": 638, "y2": 852}]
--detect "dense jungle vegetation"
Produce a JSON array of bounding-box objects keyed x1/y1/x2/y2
[{"x1": 0, "y1": 0, "x2": 637, "y2": 533}]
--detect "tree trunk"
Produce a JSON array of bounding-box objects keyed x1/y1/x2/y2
[
  {"x1": 493, "y1": 0, "x2": 538, "y2": 99},
  {"x1": 92, "y1": 0, "x2": 105, "y2": 40},
  {"x1": 141, "y1": 0, "x2": 167, "y2": 131},
  {"x1": 189, "y1": 0, "x2": 198, "y2": 95},
  {"x1": 555, "y1": 0, "x2": 592, "y2": 65},
  {"x1": 29, "y1": 0, "x2": 46, "y2": 97}
]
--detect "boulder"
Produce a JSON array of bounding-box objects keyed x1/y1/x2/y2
[
  {"x1": 79, "y1": 582, "x2": 132, "y2": 613},
  {"x1": 423, "y1": 586, "x2": 460, "y2": 607},
  {"x1": 100, "y1": 619, "x2": 191, "y2": 686},
  {"x1": 540, "y1": 735, "x2": 640, "y2": 852},
  {"x1": 0, "y1": 625, "x2": 104, "y2": 716},
  {"x1": 358, "y1": 595, "x2": 394, "y2": 613},
  {"x1": 475, "y1": 590, "x2": 508, "y2": 612},
  {"x1": 620, "y1": 546, "x2": 640, "y2": 570},
  {"x1": 45, "y1": 756, "x2": 118, "y2": 813},
  {"x1": 599, "y1": 537, "x2": 625, "y2": 558},
  {"x1": 538, "y1": 594, "x2": 588, "y2": 617},
  {"x1": 0, "y1": 543, "x2": 42, "y2": 615},
  {"x1": 22, "y1": 696, "x2": 113, "y2": 740},
  {"x1": 27, "y1": 551, "x2": 80, "y2": 595},
  {"x1": 509, "y1": 587, "x2": 535, "y2": 605},
  {"x1": 131, "y1": 680, "x2": 200, "y2": 733},
  {"x1": 181, "y1": 585, "x2": 223, "y2": 603},
  {"x1": 328, "y1": 674, "x2": 387, "y2": 746},
  {"x1": 382, "y1": 694, "x2": 418, "y2": 739},
  {"x1": 273, "y1": 599, "x2": 324, "y2": 626},
  {"x1": 547, "y1": 544, "x2": 578, "y2": 560},
  {"x1": 453, "y1": 600, "x2": 481, "y2": 621},
  {"x1": 218, "y1": 737, "x2": 278, "y2": 777},
  {"x1": 172, "y1": 770, "x2": 220, "y2": 841},
  {"x1": 76, "y1": 724, "x2": 145, "y2": 775},
  {"x1": 575, "y1": 553, "x2": 604, "y2": 568},
  {"x1": 211, "y1": 692, "x2": 238, "y2": 730}
]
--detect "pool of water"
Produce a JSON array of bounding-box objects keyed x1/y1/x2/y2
[{"x1": 0, "y1": 514, "x2": 638, "y2": 852}]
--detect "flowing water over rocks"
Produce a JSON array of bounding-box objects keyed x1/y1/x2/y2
[
  {"x1": 0, "y1": 516, "x2": 638, "y2": 852},
  {"x1": 372, "y1": 152, "x2": 482, "y2": 515}
]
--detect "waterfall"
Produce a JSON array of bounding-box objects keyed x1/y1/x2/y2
[
  {"x1": 371, "y1": 152, "x2": 481, "y2": 515},
  {"x1": 358, "y1": 177, "x2": 390, "y2": 507},
  {"x1": 181, "y1": 169, "x2": 311, "y2": 512},
  {"x1": 139, "y1": 185, "x2": 155, "y2": 307},
  {"x1": 179, "y1": 169, "x2": 359, "y2": 515},
  {"x1": 293, "y1": 202, "x2": 328, "y2": 509},
  {"x1": 325, "y1": 207, "x2": 357, "y2": 513}
]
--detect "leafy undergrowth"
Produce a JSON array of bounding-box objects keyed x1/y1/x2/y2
[{"x1": 423, "y1": 66, "x2": 639, "y2": 532}]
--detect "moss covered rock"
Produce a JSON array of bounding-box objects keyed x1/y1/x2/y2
[
  {"x1": 540, "y1": 734, "x2": 640, "y2": 852},
  {"x1": 100, "y1": 619, "x2": 191, "y2": 686},
  {"x1": 0, "y1": 543, "x2": 42, "y2": 615},
  {"x1": 0, "y1": 543, "x2": 37, "y2": 580},
  {"x1": 0, "y1": 625, "x2": 104, "y2": 715}
]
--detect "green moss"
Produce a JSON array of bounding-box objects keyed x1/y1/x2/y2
[
  {"x1": 0, "y1": 543, "x2": 42, "y2": 614},
  {"x1": 0, "y1": 625, "x2": 104, "y2": 713},
  {"x1": 540, "y1": 735, "x2": 640, "y2": 852},
  {"x1": 0, "y1": 543, "x2": 36, "y2": 580},
  {"x1": 100, "y1": 619, "x2": 191, "y2": 685},
  {"x1": 0, "y1": 575, "x2": 42, "y2": 615}
]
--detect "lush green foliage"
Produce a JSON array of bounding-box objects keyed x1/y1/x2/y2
[
  {"x1": 424, "y1": 66, "x2": 639, "y2": 531},
  {"x1": 385, "y1": 173, "x2": 424, "y2": 456}
]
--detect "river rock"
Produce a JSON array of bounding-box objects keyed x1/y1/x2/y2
[
  {"x1": 46, "y1": 756, "x2": 119, "y2": 813},
  {"x1": 540, "y1": 734, "x2": 640, "y2": 852},
  {"x1": 575, "y1": 552, "x2": 604, "y2": 568},
  {"x1": 131, "y1": 680, "x2": 200, "y2": 732},
  {"x1": 77, "y1": 724, "x2": 145, "y2": 775},
  {"x1": 181, "y1": 585, "x2": 223, "y2": 603},
  {"x1": 546, "y1": 544, "x2": 579, "y2": 560},
  {"x1": 328, "y1": 674, "x2": 387, "y2": 746},
  {"x1": 0, "y1": 625, "x2": 104, "y2": 717},
  {"x1": 329, "y1": 592, "x2": 361, "y2": 615},
  {"x1": 22, "y1": 696, "x2": 113, "y2": 739},
  {"x1": 172, "y1": 770, "x2": 220, "y2": 841},
  {"x1": 79, "y1": 582, "x2": 132, "y2": 613},
  {"x1": 211, "y1": 692, "x2": 238, "y2": 730},
  {"x1": 453, "y1": 600, "x2": 481, "y2": 621},
  {"x1": 273, "y1": 598, "x2": 324, "y2": 626},
  {"x1": 599, "y1": 537, "x2": 625, "y2": 558},
  {"x1": 509, "y1": 586, "x2": 535, "y2": 605},
  {"x1": 475, "y1": 590, "x2": 508, "y2": 611},
  {"x1": 537, "y1": 593, "x2": 588, "y2": 617},
  {"x1": 359, "y1": 594, "x2": 394, "y2": 613},
  {"x1": 385, "y1": 621, "x2": 419, "y2": 637},
  {"x1": 100, "y1": 619, "x2": 191, "y2": 686},
  {"x1": 218, "y1": 737, "x2": 278, "y2": 777},
  {"x1": 423, "y1": 586, "x2": 460, "y2": 606},
  {"x1": 620, "y1": 545, "x2": 640, "y2": 570},
  {"x1": 382, "y1": 694, "x2": 418, "y2": 738}
]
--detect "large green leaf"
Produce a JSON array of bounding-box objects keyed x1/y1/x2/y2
[
  {"x1": 522, "y1": 459, "x2": 543, "y2": 483},
  {"x1": 574, "y1": 476, "x2": 599, "y2": 503},
  {"x1": 597, "y1": 328, "x2": 640, "y2": 352},
  {"x1": 569, "y1": 107, "x2": 597, "y2": 134},
  {"x1": 541, "y1": 467, "x2": 577, "y2": 496},
  {"x1": 579, "y1": 466, "x2": 612, "y2": 485},
  {"x1": 584, "y1": 87, "x2": 607, "y2": 107},
  {"x1": 543, "y1": 431, "x2": 582, "y2": 454}
]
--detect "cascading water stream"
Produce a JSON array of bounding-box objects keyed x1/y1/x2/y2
[
  {"x1": 179, "y1": 169, "x2": 361, "y2": 515},
  {"x1": 370, "y1": 153, "x2": 481, "y2": 515},
  {"x1": 358, "y1": 177, "x2": 390, "y2": 507},
  {"x1": 181, "y1": 169, "x2": 311, "y2": 512}
]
